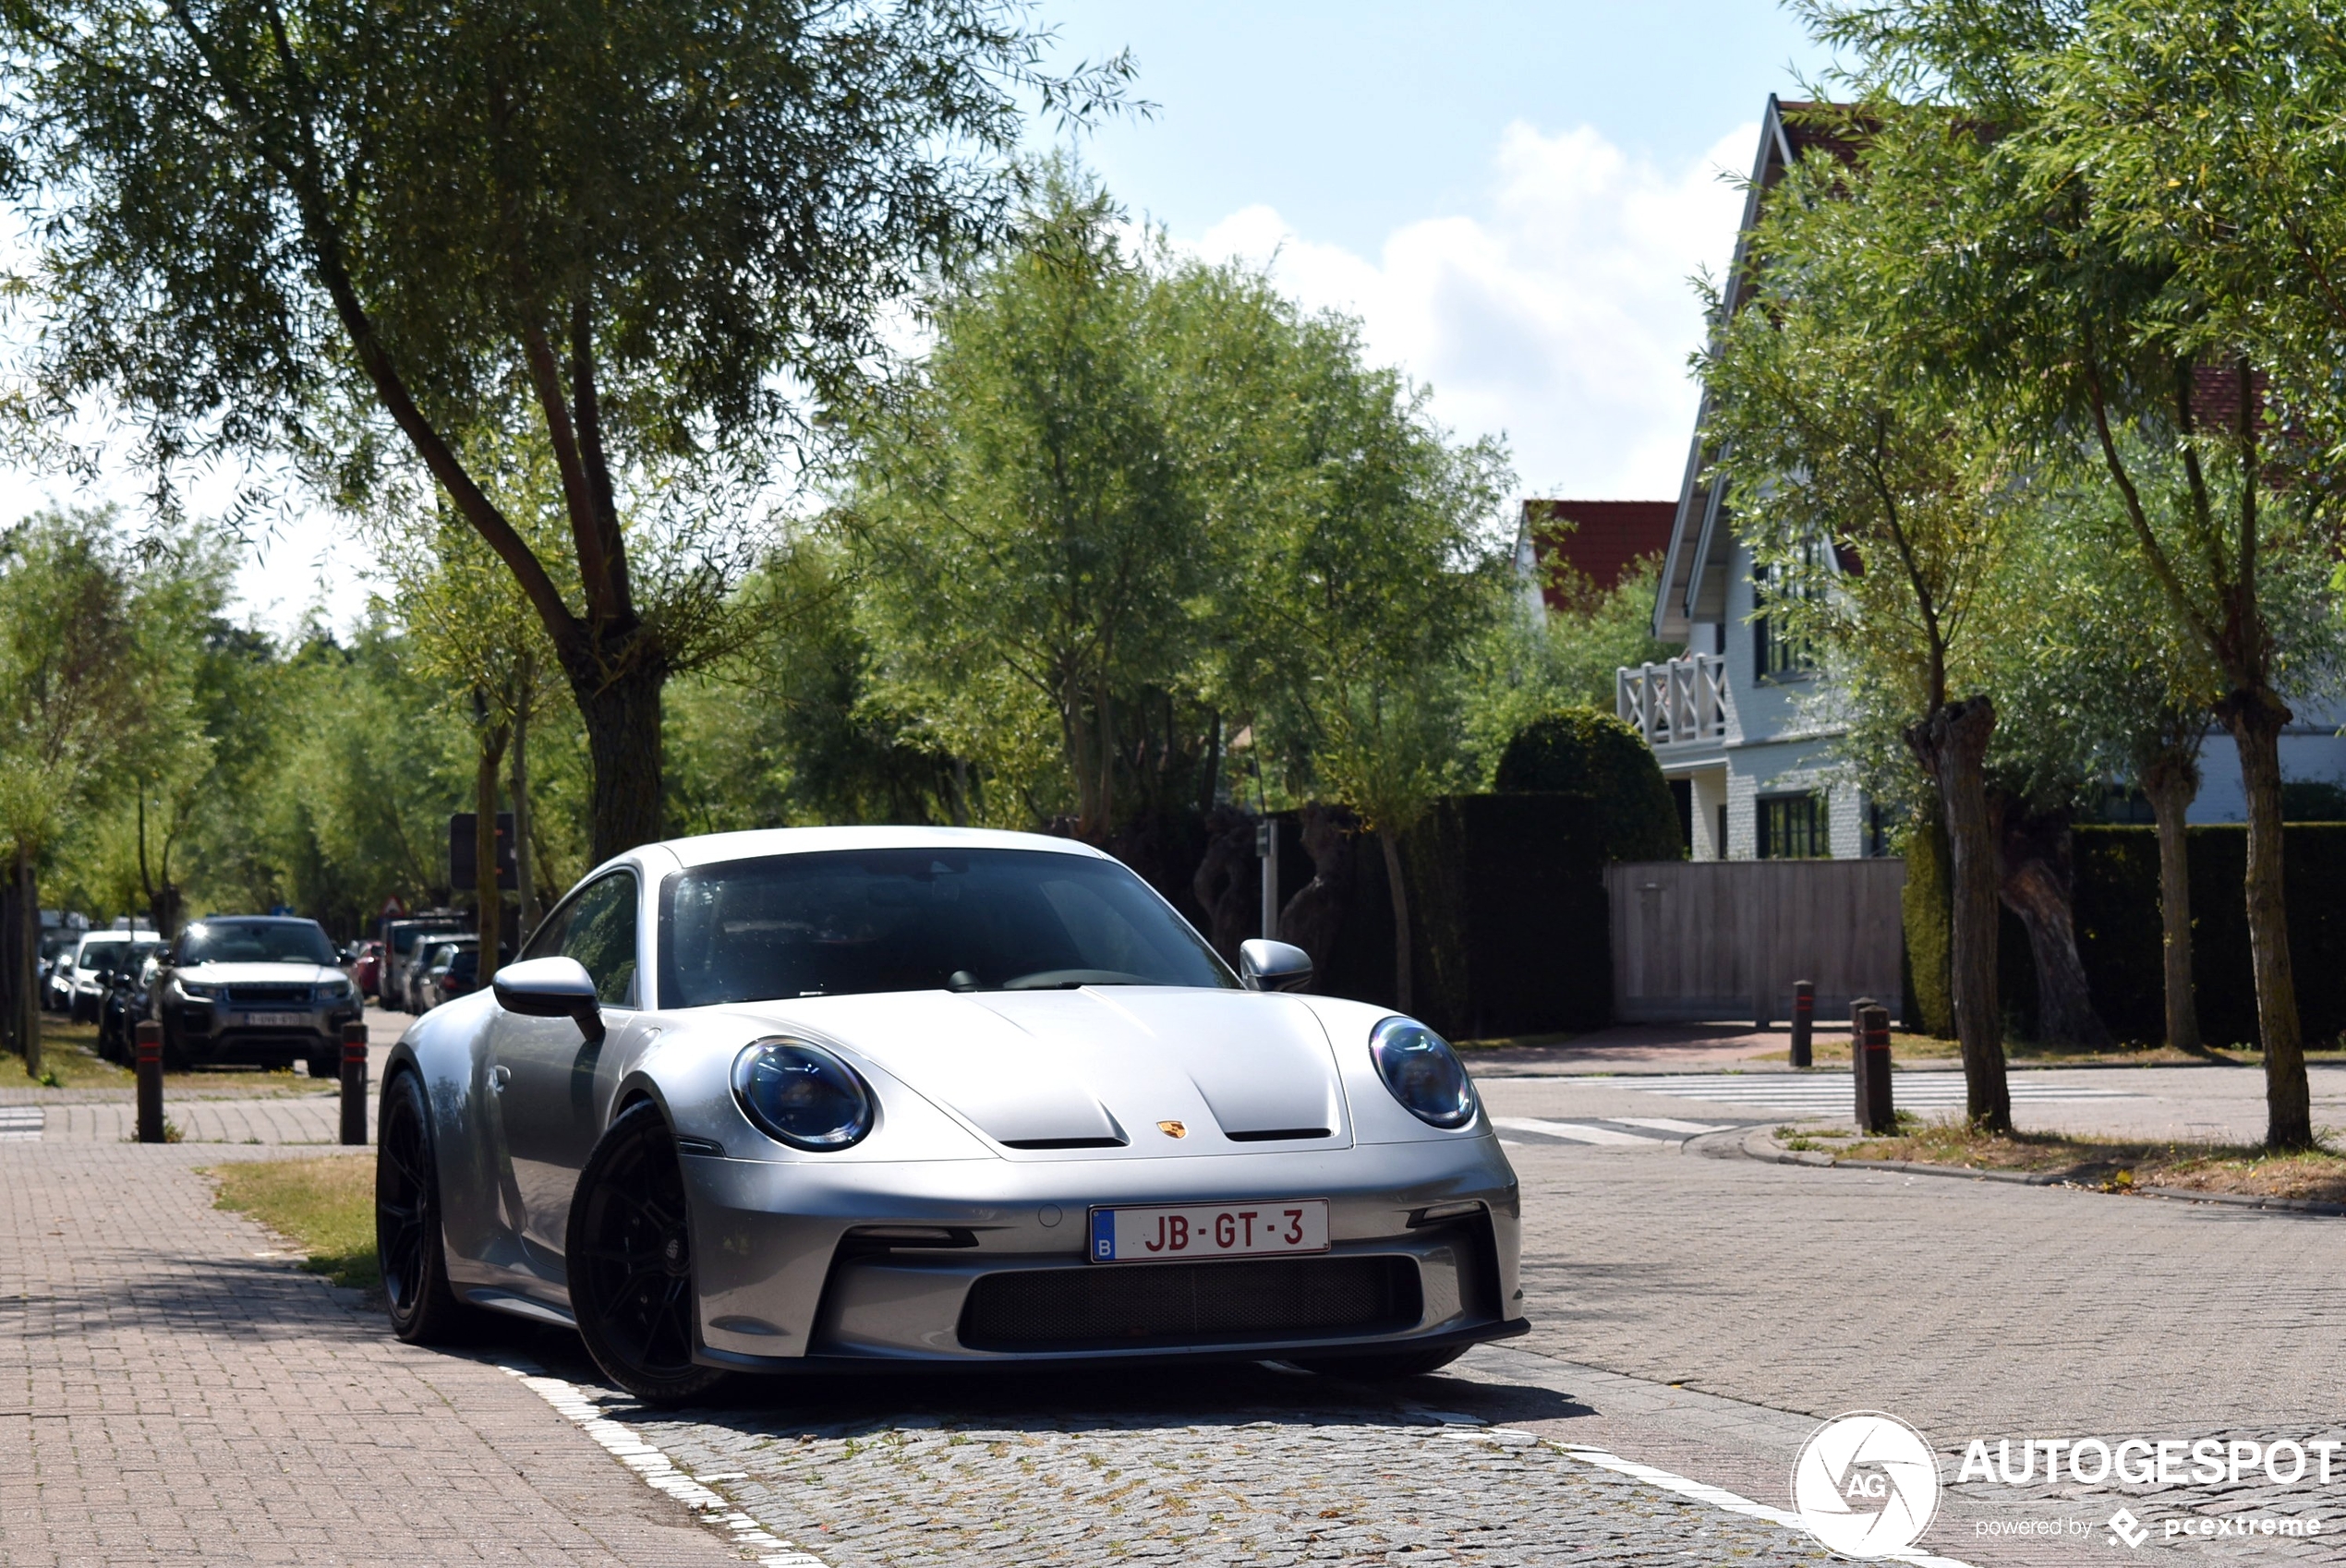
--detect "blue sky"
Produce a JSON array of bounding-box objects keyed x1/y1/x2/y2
[
  {"x1": 1026, "y1": 1, "x2": 1833, "y2": 506},
  {"x1": 55, "y1": 2, "x2": 1829, "y2": 630}
]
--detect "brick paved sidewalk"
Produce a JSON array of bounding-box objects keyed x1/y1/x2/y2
[{"x1": 0, "y1": 1139, "x2": 744, "y2": 1568}]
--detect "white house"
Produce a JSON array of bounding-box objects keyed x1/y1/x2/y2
[{"x1": 1605, "y1": 95, "x2": 2346, "y2": 862}]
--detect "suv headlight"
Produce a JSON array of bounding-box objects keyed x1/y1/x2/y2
[
  {"x1": 1369, "y1": 1017, "x2": 1479, "y2": 1129},
  {"x1": 314, "y1": 979, "x2": 352, "y2": 1002},
  {"x1": 175, "y1": 979, "x2": 215, "y2": 1000},
  {"x1": 732, "y1": 1038, "x2": 875, "y2": 1151}
]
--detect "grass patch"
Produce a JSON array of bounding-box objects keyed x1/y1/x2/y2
[
  {"x1": 211, "y1": 1154, "x2": 380, "y2": 1293},
  {"x1": 1832, "y1": 1119, "x2": 2346, "y2": 1202},
  {"x1": 9, "y1": 1020, "x2": 329, "y2": 1096},
  {"x1": 1750, "y1": 1032, "x2": 2251, "y2": 1068}
]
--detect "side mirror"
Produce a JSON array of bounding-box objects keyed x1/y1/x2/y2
[
  {"x1": 1239, "y1": 939, "x2": 1314, "y2": 994},
  {"x1": 491, "y1": 956, "x2": 606, "y2": 1044}
]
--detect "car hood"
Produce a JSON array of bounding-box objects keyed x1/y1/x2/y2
[
  {"x1": 723, "y1": 986, "x2": 1354, "y2": 1157},
  {"x1": 180, "y1": 963, "x2": 339, "y2": 986}
]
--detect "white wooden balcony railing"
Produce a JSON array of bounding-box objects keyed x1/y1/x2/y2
[{"x1": 1616, "y1": 653, "x2": 1728, "y2": 748}]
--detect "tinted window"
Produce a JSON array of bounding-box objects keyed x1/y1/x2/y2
[
  {"x1": 77, "y1": 939, "x2": 130, "y2": 972},
  {"x1": 526, "y1": 874, "x2": 638, "y2": 1006},
  {"x1": 658, "y1": 849, "x2": 1234, "y2": 1008},
  {"x1": 179, "y1": 921, "x2": 336, "y2": 966}
]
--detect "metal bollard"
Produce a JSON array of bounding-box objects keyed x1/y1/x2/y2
[
  {"x1": 1789, "y1": 980, "x2": 1815, "y2": 1068},
  {"x1": 134, "y1": 1019, "x2": 165, "y2": 1144},
  {"x1": 340, "y1": 1020, "x2": 369, "y2": 1146},
  {"x1": 1856, "y1": 1004, "x2": 1895, "y2": 1133},
  {"x1": 1849, "y1": 996, "x2": 1877, "y2": 1124}
]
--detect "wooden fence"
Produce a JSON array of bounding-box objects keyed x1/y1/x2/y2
[{"x1": 1603, "y1": 858, "x2": 1907, "y2": 1024}]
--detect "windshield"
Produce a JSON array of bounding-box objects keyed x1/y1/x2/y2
[
  {"x1": 659, "y1": 848, "x2": 1235, "y2": 1007},
  {"x1": 77, "y1": 939, "x2": 129, "y2": 971},
  {"x1": 392, "y1": 924, "x2": 461, "y2": 956},
  {"x1": 180, "y1": 921, "x2": 336, "y2": 967}
]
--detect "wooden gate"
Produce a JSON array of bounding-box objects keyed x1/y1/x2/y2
[{"x1": 1603, "y1": 859, "x2": 1906, "y2": 1023}]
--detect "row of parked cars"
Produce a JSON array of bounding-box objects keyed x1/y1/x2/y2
[{"x1": 42, "y1": 912, "x2": 499, "y2": 1075}]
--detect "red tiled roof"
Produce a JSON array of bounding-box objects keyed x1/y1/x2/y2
[{"x1": 1523, "y1": 500, "x2": 1675, "y2": 609}]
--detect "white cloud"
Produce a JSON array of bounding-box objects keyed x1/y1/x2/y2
[{"x1": 1184, "y1": 119, "x2": 1758, "y2": 502}]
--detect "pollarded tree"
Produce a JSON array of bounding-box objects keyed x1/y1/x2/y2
[
  {"x1": 1700, "y1": 144, "x2": 2022, "y2": 1128},
  {"x1": 0, "y1": 0, "x2": 1131, "y2": 862},
  {"x1": 1796, "y1": 0, "x2": 2346, "y2": 1143}
]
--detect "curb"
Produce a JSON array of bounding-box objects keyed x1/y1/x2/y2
[{"x1": 1735, "y1": 1128, "x2": 2346, "y2": 1216}]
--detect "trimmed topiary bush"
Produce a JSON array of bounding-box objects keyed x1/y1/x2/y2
[{"x1": 1493, "y1": 706, "x2": 1683, "y2": 861}]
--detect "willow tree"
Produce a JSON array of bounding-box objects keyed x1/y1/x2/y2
[
  {"x1": 0, "y1": 0, "x2": 1131, "y2": 861},
  {"x1": 1796, "y1": 0, "x2": 2345, "y2": 1143},
  {"x1": 1701, "y1": 135, "x2": 2022, "y2": 1129}
]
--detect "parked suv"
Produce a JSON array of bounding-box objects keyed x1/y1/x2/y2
[{"x1": 149, "y1": 916, "x2": 362, "y2": 1076}]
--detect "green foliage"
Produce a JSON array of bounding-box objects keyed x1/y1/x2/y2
[
  {"x1": 1492, "y1": 706, "x2": 1681, "y2": 862},
  {"x1": 1899, "y1": 807, "x2": 1955, "y2": 1038},
  {"x1": 1459, "y1": 558, "x2": 1673, "y2": 789}
]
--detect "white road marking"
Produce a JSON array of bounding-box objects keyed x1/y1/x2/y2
[
  {"x1": 1553, "y1": 1442, "x2": 1981, "y2": 1568},
  {"x1": 1602, "y1": 1116, "x2": 1730, "y2": 1135},
  {"x1": 0, "y1": 1107, "x2": 42, "y2": 1141},
  {"x1": 500, "y1": 1364, "x2": 829, "y2": 1568},
  {"x1": 1491, "y1": 1116, "x2": 1666, "y2": 1147},
  {"x1": 1491, "y1": 1074, "x2": 2136, "y2": 1112}
]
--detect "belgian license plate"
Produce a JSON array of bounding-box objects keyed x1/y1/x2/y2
[
  {"x1": 241, "y1": 1012, "x2": 308, "y2": 1028},
  {"x1": 1086, "y1": 1199, "x2": 1329, "y2": 1263}
]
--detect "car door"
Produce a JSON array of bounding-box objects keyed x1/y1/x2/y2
[{"x1": 487, "y1": 869, "x2": 642, "y2": 1266}]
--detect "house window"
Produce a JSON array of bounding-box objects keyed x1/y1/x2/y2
[
  {"x1": 1752, "y1": 541, "x2": 1824, "y2": 680},
  {"x1": 1759, "y1": 792, "x2": 1830, "y2": 859}
]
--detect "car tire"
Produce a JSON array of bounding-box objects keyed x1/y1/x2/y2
[
  {"x1": 376, "y1": 1069, "x2": 473, "y2": 1345},
  {"x1": 1292, "y1": 1345, "x2": 1469, "y2": 1381},
  {"x1": 566, "y1": 1100, "x2": 733, "y2": 1406},
  {"x1": 308, "y1": 1052, "x2": 338, "y2": 1080},
  {"x1": 160, "y1": 1023, "x2": 191, "y2": 1073}
]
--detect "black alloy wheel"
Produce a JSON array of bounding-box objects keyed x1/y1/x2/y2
[
  {"x1": 1292, "y1": 1345, "x2": 1469, "y2": 1381},
  {"x1": 376, "y1": 1069, "x2": 470, "y2": 1343},
  {"x1": 566, "y1": 1100, "x2": 732, "y2": 1405}
]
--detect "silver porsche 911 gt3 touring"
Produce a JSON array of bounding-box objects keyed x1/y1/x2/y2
[{"x1": 375, "y1": 826, "x2": 1525, "y2": 1403}]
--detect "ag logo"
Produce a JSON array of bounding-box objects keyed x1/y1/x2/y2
[{"x1": 1790, "y1": 1411, "x2": 1941, "y2": 1558}]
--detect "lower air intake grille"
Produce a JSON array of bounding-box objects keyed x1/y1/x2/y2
[{"x1": 959, "y1": 1255, "x2": 1420, "y2": 1350}]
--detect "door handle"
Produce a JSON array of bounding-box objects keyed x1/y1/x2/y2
[{"x1": 488, "y1": 1064, "x2": 511, "y2": 1092}]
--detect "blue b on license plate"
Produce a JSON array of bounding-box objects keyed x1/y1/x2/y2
[{"x1": 1087, "y1": 1199, "x2": 1329, "y2": 1262}]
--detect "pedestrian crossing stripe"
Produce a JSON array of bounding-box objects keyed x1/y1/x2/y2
[
  {"x1": 1490, "y1": 1115, "x2": 1735, "y2": 1148},
  {"x1": 1529, "y1": 1074, "x2": 2136, "y2": 1107},
  {"x1": 0, "y1": 1106, "x2": 42, "y2": 1141}
]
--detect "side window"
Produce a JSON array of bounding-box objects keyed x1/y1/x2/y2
[{"x1": 559, "y1": 874, "x2": 640, "y2": 1007}]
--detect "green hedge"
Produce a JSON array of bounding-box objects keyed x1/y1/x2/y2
[
  {"x1": 1493, "y1": 706, "x2": 1683, "y2": 862},
  {"x1": 2071, "y1": 824, "x2": 2346, "y2": 1048}
]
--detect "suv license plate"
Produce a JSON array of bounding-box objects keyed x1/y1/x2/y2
[
  {"x1": 1087, "y1": 1199, "x2": 1329, "y2": 1263},
  {"x1": 241, "y1": 1011, "x2": 308, "y2": 1028}
]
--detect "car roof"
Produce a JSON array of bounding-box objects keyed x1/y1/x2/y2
[
  {"x1": 187, "y1": 915, "x2": 321, "y2": 926},
  {"x1": 638, "y1": 825, "x2": 1111, "y2": 875}
]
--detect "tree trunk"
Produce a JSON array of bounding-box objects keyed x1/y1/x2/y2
[
  {"x1": 475, "y1": 719, "x2": 509, "y2": 983},
  {"x1": 571, "y1": 662, "x2": 666, "y2": 864},
  {"x1": 1380, "y1": 829, "x2": 1413, "y2": 1017},
  {"x1": 1905, "y1": 697, "x2": 2010, "y2": 1130},
  {"x1": 511, "y1": 700, "x2": 536, "y2": 945},
  {"x1": 17, "y1": 842, "x2": 40, "y2": 1079},
  {"x1": 1996, "y1": 809, "x2": 2109, "y2": 1049},
  {"x1": 2223, "y1": 688, "x2": 2310, "y2": 1147},
  {"x1": 2142, "y1": 754, "x2": 2201, "y2": 1054}
]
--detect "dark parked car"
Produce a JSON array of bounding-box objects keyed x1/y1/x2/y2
[
  {"x1": 148, "y1": 916, "x2": 362, "y2": 1075},
  {"x1": 419, "y1": 945, "x2": 510, "y2": 1012},
  {"x1": 95, "y1": 940, "x2": 164, "y2": 1063},
  {"x1": 379, "y1": 916, "x2": 467, "y2": 1011},
  {"x1": 408, "y1": 935, "x2": 477, "y2": 1013}
]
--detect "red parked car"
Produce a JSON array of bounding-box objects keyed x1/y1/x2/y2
[{"x1": 351, "y1": 940, "x2": 385, "y2": 999}]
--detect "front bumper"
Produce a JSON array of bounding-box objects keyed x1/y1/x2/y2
[
  {"x1": 174, "y1": 997, "x2": 363, "y2": 1062},
  {"x1": 682, "y1": 1137, "x2": 1522, "y2": 1369}
]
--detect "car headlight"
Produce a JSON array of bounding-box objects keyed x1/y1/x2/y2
[
  {"x1": 732, "y1": 1038, "x2": 875, "y2": 1151},
  {"x1": 176, "y1": 979, "x2": 214, "y2": 1000},
  {"x1": 315, "y1": 980, "x2": 352, "y2": 1002},
  {"x1": 1370, "y1": 1017, "x2": 1479, "y2": 1129}
]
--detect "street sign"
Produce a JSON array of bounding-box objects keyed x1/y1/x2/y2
[{"x1": 448, "y1": 813, "x2": 517, "y2": 891}]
